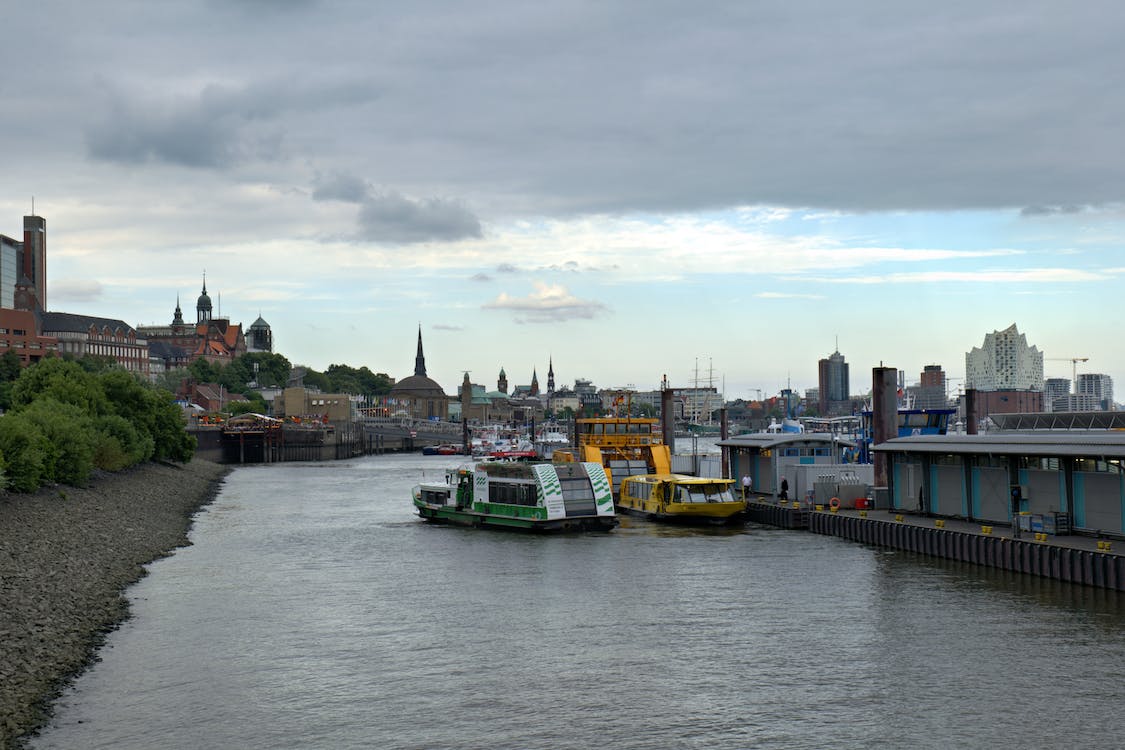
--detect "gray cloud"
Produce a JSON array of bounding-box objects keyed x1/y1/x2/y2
[
  {"x1": 433, "y1": 323, "x2": 464, "y2": 331},
  {"x1": 313, "y1": 173, "x2": 370, "y2": 203},
  {"x1": 356, "y1": 191, "x2": 482, "y2": 244},
  {"x1": 51, "y1": 280, "x2": 104, "y2": 303},
  {"x1": 470, "y1": 273, "x2": 492, "y2": 282},
  {"x1": 1020, "y1": 205, "x2": 1088, "y2": 217},
  {"x1": 7, "y1": 0, "x2": 1125, "y2": 224},
  {"x1": 85, "y1": 79, "x2": 376, "y2": 168}
]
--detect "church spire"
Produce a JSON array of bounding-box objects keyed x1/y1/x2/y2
[{"x1": 414, "y1": 325, "x2": 427, "y2": 377}]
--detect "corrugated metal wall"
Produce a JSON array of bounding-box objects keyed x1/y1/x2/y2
[
  {"x1": 973, "y1": 467, "x2": 1010, "y2": 523},
  {"x1": 931, "y1": 464, "x2": 965, "y2": 516},
  {"x1": 1075, "y1": 472, "x2": 1123, "y2": 533},
  {"x1": 1026, "y1": 469, "x2": 1064, "y2": 515}
]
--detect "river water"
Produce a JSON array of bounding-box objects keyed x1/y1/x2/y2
[{"x1": 30, "y1": 453, "x2": 1125, "y2": 749}]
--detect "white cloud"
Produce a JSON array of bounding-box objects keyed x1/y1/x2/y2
[{"x1": 483, "y1": 282, "x2": 608, "y2": 323}]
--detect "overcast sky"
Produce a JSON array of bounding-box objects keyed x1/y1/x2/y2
[{"x1": 4, "y1": 1, "x2": 1124, "y2": 400}]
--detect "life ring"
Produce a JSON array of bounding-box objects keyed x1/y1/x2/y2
[{"x1": 829, "y1": 497, "x2": 841, "y2": 510}]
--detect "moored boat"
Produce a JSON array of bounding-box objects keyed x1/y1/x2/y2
[
  {"x1": 618, "y1": 474, "x2": 747, "y2": 525},
  {"x1": 412, "y1": 460, "x2": 618, "y2": 532},
  {"x1": 553, "y1": 415, "x2": 672, "y2": 498}
]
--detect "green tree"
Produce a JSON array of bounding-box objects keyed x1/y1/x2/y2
[
  {"x1": 187, "y1": 357, "x2": 219, "y2": 384},
  {"x1": 93, "y1": 414, "x2": 153, "y2": 471},
  {"x1": 19, "y1": 399, "x2": 97, "y2": 486},
  {"x1": 225, "y1": 400, "x2": 259, "y2": 416},
  {"x1": 148, "y1": 389, "x2": 196, "y2": 463},
  {"x1": 68, "y1": 354, "x2": 119, "y2": 373},
  {"x1": 0, "y1": 414, "x2": 51, "y2": 492},
  {"x1": 0, "y1": 350, "x2": 23, "y2": 411},
  {"x1": 11, "y1": 358, "x2": 109, "y2": 416},
  {"x1": 302, "y1": 369, "x2": 330, "y2": 392}
]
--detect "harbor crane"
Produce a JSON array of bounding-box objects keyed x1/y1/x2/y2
[{"x1": 1046, "y1": 357, "x2": 1089, "y2": 394}]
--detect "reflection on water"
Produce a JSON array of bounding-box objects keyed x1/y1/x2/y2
[{"x1": 31, "y1": 453, "x2": 1125, "y2": 750}]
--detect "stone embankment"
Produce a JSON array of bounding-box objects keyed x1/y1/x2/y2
[{"x1": 0, "y1": 459, "x2": 229, "y2": 749}]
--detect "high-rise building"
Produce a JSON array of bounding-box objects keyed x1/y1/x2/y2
[
  {"x1": 1044, "y1": 378, "x2": 1070, "y2": 411},
  {"x1": 964, "y1": 323, "x2": 1044, "y2": 391},
  {"x1": 1077, "y1": 373, "x2": 1114, "y2": 411},
  {"x1": 910, "y1": 365, "x2": 948, "y2": 409},
  {"x1": 817, "y1": 349, "x2": 849, "y2": 414},
  {"x1": 0, "y1": 215, "x2": 47, "y2": 311},
  {"x1": 23, "y1": 215, "x2": 46, "y2": 311},
  {"x1": 920, "y1": 364, "x2": 946, "y2": 390}
]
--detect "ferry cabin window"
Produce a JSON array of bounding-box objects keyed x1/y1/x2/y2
[
  {"x1": 422, "y1": 489, "x2": 450, "y2": 504},
  {"x1": 488, "y1": 482, "x2": 537, "y2": 506},
  {"x1": 622, "y1": 482, "x2": 646, "y2": 502},
  {"x1": 676, "y1": 486, "x2": 710, "y2": 503},
  {"x1": 560, "y1": 475, "x2": 596, "y2": 502},
  {"x1": 706, "y1": 486, "x2": 735, "y2": 502}
]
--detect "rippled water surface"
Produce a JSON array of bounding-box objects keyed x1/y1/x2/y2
[{"x1": 31, "y1": 454, "x2": 1125, "y2": 749}]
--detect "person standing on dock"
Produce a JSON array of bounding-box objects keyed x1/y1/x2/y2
[
  {"x1": 741, "y1": 475, "x2": 752, "y2": 499},
  {"x1": 779, "y1": 477, "x2": 789, "y2": 501}
]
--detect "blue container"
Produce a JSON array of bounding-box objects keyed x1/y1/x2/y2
[{"x1": 1030, "y1": 514, "x2": 1045, "y2": 533}]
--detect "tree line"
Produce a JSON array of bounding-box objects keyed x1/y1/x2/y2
[{"x1": 154, "y1": 353, "x2": 394, "y2": 415}]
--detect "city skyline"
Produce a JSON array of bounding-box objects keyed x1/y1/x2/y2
[{"x1": 4, "y1": 3, "x2": 1124, "y2": 399}]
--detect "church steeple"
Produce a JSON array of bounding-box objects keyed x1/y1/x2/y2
[
  {"x1": 498, "y1": 366, "x2": 508, "y2": 394},
  {"x1": 547, "y1": 357, "x2": 555, "y2": 393},
  {"x1": 414, "y1": 325, "x2": 427, "y2": 377},
  {"x1": 172, "y1": 295, "x2": 185, "y2": 327},
  {"x1": 530, "y1": 368, "x2": 539, "y2": 396}
]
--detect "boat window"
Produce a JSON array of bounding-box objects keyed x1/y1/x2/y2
[
  {"x1": 704, "y1": 486, "x2": 735, "y2": 503},
  {"x1": 488, "y1": 482, "x2": 538, "y2": 506},
  {"x1": 560, "y1": 475, "x2": 596, "y2": 502},
  {"x1": 622, "y1": 482, "x2": 647, "y2": 501},
  {"x1": 603, "y1": 423, "x2": 618, "y2": 435},
  {"x1": 676, "y1": 486, "x2": 710, "y2": 503}
]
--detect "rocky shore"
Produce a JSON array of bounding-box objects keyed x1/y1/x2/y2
[{"x1": 0, "y1": 459, "x2": 230, "y2": 749}]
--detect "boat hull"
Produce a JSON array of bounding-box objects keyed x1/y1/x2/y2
[
  {"x1": 616, "y1": 501, "x2": 748, "y2": 526},
  {"x1": 414, "y1": 501, "x2": 617, "y2": 533}
]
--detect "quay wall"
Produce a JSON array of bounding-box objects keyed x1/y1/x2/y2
[{"x1": 747, "y1": 501, "x2": 1124, "y2": 591}]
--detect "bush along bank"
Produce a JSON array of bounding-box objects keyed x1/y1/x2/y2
[{"x1": 0, "y1": 356, "x2": 195, "y2": 494}]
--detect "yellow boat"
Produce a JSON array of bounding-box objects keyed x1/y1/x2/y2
[
  {"x1": 618, "y1": 474, "x2": 747, "y2": 525},
  {"x1": 552, "y1": 416, "x2": 672, "y2": 497}
]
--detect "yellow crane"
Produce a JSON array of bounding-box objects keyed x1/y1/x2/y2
[{"x1": 1046, "y1": 357, "x2": 1089, "y2": 394}]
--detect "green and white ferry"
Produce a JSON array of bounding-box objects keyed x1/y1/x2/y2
[{"x1": 412, "y1": 460, "x2": 618, "y2": 532}]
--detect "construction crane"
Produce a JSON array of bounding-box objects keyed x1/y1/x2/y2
[{"x1": 1046, "y1": 357, "x2": 1089, "y2": 394}]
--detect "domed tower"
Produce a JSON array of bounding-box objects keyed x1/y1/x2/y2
[
  {"x1": 196, "y1": 276, "x2": 212, "y2": 324},
  {"x1": 498, "y1": 366, "x2": 508, "y2": 394},
  {"x1": 389, "y1": 326, "x2": 449, "y2": 421},
  {"x1": 248, "y1": 313, "x2": 273, "y2": 353}
]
